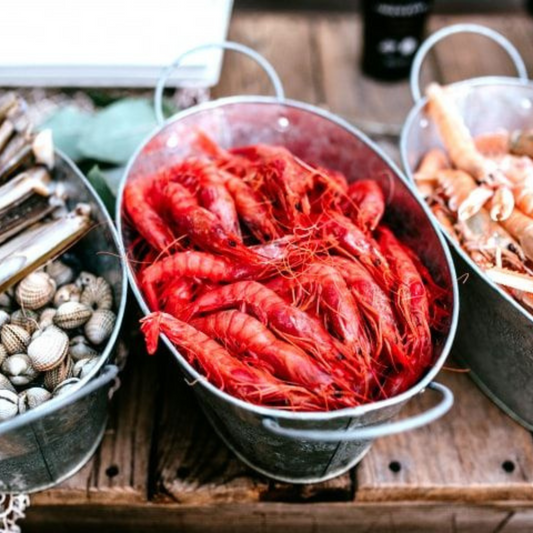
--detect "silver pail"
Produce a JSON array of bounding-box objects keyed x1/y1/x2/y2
[
  {"x1": 0, "y1": 152, "x2": 127, "y2": 492},
  {"x1": 118, "y1": 43, "x2": 458, "y2": 483},
  {"x1": 401, "y1": 24, "x2": 533, "y2": 429}
]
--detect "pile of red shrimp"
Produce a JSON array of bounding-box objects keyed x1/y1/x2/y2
[{"x1": 124, "y1": 133, "x2": 450, "y2": 411}]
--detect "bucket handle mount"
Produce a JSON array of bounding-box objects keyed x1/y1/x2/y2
[
  {"x1": 154, "y1": 41, "x2": 286, "y2": 126},
  {"x1": 410, "y1": 23, "x2": 528, "y2": 103},
  {"x1": 262, "y1": 381, "x2": 453, "y2": 442}
]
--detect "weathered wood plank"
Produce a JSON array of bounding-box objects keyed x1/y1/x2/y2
[
  {"x1": 23, "y1": 502, "x2": 533, "y2": 533},
  {"x1": 33, "y1": 309, "x2": 157, "y2": 505}
]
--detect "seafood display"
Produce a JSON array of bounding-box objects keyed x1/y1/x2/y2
[
  {"x1": 124, "y1": 134, "x2": 450, "y2": 412},
  {"x1": 0, "y1": 262, "x2": 116, "y2": 420},
  {"x1": 415, "y1": 82, "x2": 533, "y2": 312}
]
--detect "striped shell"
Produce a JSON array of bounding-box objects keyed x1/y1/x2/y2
[
  {"x1": 10, "y1": 309, "x2": 39, "y2": 334},
  {"x1": 73, "y1": 357, "x2": 99, "y2": 379},
  {"x1": 1, "y1": 324, "x2": 30, "y2": 354},
  {"x1": 2, "y1": 353, "x2": 39, "y2": 386},
  {"x1": 53, "y1": 284, "x2": 81, "y2": 307},
  {"x1": 0, "y1": 344, "x2": 7, "y2": 366},
  {"x1": 69, "y1": 336, "x2": 99, "y2": 361},
  {"x1": 44, "y1": 356, "x2": 73, "y2": 390},
  {"x1": 16, "y1": 272, "x2": 56, "y2": 310},
  {"x1": 53, "y1": 377, "x2": 81, "y2": 397},
  {"x1": 46, "y1": 260, "x2": 74, "y2": 287},
  {"x1": 0, "y1": 310, "x2": 10, "y2": 328},
  {"x1": 53, "y1": 302, "x2": 92, "y2": 330},
  {"x1": 18, "y1": 387, "x2": 51, "y2": 413},
  {"x1": 0, "y1": 374, "x2": 15, "y2": 393},
  {"x1": 39, "y1": 307, "x2": 57, "y2": 329},
  {"x1": 0, "y1": 390, "x2": 18, "y2": 421},
  {"x1": 80, "y1": 277, "x2": 113, "y2": 311},
  {"x1": 27, "y1": 327, "x2": 68, "y2": 371},
  {"x1": 84, "y1": 310, "x2": 116, "y2": 345}
]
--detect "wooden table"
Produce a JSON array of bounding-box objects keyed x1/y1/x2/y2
[{"x1": 23, "y1": 9, "x2": 533, "y2": 532}]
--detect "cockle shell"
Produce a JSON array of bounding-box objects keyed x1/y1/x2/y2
[
  {"x1": 0, "y1": 310, "x2": 10, "y2": 328},
  {"x1": 73, "y1": 357, "x2": 99, "y2": 379},
  {"x1": 76, "y1": 271, "x2": 97, "y2": 289},
  {"x1": 10, "y1": 309, "x2": 39, "y2": 334},
  {"x1": 18, "y1": 387, "x2": 51, "y2": 413},
  {"x1": 69, "y1": 335, "x2": 99, "y2": 361},
  {"x1": 53, "y1": 283, "x2": 81, "y2": 307},
  {"x1": 53, "y1": 302, "x2": 92, "y2": 330},
  {"x1": 0, "y1": 292, "x2": 12, "y2": 310},
  {"x1": 0, "y1": 390, "x2": 18, "y2": 421},
  {"x1": 1, "y1": 324, "x2": 30, "y2": 354},
  {"x1": 2, "y1": 353, "x2": 39, "y2": 386},
  {"x1": 39, "y1": 307, "x2": 57, "y2": 329},
  {"x1": 80, "y1": 277, "x2": 113, "y2": 311},
  {"x1": 53, "y1": 377, "x2": 80, "y2": 397},
  {"x1": 27, "y1": 327, "x2": 68, "y2": 371},
  {"x1": 44, "y1": 356, "x2": 73, "y2": 390},
  {"x1": 15, "y1": 272, "x2": 56, "y2": 310},
  {"x1": 45, "y1": 260, "x2": 74, "y2": 287},
  {"x1": 0, "y1": 344, "x2": 7, "y2": 366},
  {"x1": 0, "y1": 374, "x2": 15, "y2": 393},
  {"x1": 84, "y1": 309, "x2": 116, "y2": 345}
]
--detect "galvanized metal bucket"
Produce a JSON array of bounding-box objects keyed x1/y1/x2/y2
[
  {"x1": 401, "y1": 24, "x2": 533, "y2": 429},
  {"x1": 0, "y1": 152, "x2": 127, "y2": 493},
  {"x1": 117, "y1": 42, "x2": 458, "y2": 483}
]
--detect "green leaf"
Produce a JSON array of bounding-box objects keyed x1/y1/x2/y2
[
  {"x1": 41, "y1": 106, "x2": 93, "y2": 162},
  {"x1": 87, "y1": 165, "x2": 116, "y2": 215},
  {"x1": 78, "y1": 98, "x2": 158, "y2": 165}
]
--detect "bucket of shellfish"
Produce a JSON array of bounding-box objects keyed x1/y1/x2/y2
[
  {"x1": 117, "y1": 42, "x2": 458, "y2": 483},
  {"x1": 0, "y1": 93, "x2": 127, "y2": 492},
  {"x1": 401, "y1": 23, "x2": 533, "y2": 429}
]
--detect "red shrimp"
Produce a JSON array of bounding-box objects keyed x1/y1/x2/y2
[
  {"x1": 141, "y1": 312, "x2": 324, "y2": 410},
  {"x1": 266, "y1": 263, "x2": 373, "y2": 363},
  {"x1": 160, "y1": 278, "x2": 195, "y2": 317},
  {"x1": 123, "y1": 176, "x2": 175, "y2": 253},
  {"x1": 163, "y1": 181, "x2": 260, "y2": 264},
  {"x1": 190, "y1": 310, "x2": 354, "y2": 398},
  {"x1": 140, "y1": 251, "x2": 262, "y2": 310},
  {"x1": 342, "y1": 180, "x2": 386, "y2": 232},
  {"x1": 326, "y1": 256, "x2": 408, "y2": 369},
  {"x1": 182, "y1": 281, "x2": 357, "y2": 375},
  {"x1": 376, "y1": 227, "x2": 432, "y2": 371}
]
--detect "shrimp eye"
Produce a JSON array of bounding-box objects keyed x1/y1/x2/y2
[
  {"x1": 295, "y1": 202, "x2": 302, "y2": 211},
  {"x1": 228, "y1": 240, "x2": 237, "y2": 247},
  {"x1": 374, "y1": 259, "x2": 381, "y2": 266}
]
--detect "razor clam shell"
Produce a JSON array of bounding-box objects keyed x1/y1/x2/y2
[
  {"x1": 0, "y1": 167, "x2": 51, "y2": 213},
  {"x1": 15, "y1": 271, "x2": 56, "y2": 310},
  {"x1": 1, "y1": 324, "x2": 30, "y2": 354},
  {"x1": 44, "y1": 355, "x2": 73, "y2": 390},
  {"x1": 53, "y1": 302, "x2": 92, "y2": 330},
  {"x1": 0, "y1": 389, "x2": 18, "y2": 421},
  {"x1": 84, "y1": 309, "x2": 116, "y2": 345},
  {"x1": 18, "y1": 387, "x2": 51, "y2": 413},
  {"x1": 45, "y1": 260, "x2": 74, "y2": 287},
  {"x1": 2, "y1": 353, "x2": 39, "y2": 386},
  {"x1": 27, "y1": 327, "x2": 68, "y2": 371},
  {"x1": 32, "y1": 129, "x2": 54, "y2": 169},
  {"x1": 52, "y1": 377, "x2": 80, "y2": 397},
  {"x1": 0, "y1": 373, "x2": 15, "y2": 392},
  {"x1": 80, "y1": 277, "x2": 113, "y2": 310},
  {"x1": 10, "y1": 309, "x2": 39, "y2": 334},
  {"x1": 73, "y1": 357, "x2": 99, "y2": 380},
  {"x1": 53, "y1": 283, "x2": 81, "y2": 307}
]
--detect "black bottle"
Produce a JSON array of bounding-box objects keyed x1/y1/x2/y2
[{"x1": 362, "y1": 0, "x2": 433, "y2": 81}]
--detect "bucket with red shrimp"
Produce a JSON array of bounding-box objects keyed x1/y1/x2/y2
[{"x1": 117, "y1": 42, "x2": 458, "y2": 483}]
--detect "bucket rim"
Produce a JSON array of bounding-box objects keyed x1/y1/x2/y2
[
  {"x1": 400, "y1": 74, "x2": 533, "y2": 326},
  {"x1": 116, "y1": 95, "x2": 459, "y2": 421}
]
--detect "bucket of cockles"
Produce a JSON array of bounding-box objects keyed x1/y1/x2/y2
[
  {"x1": 401, "y1": 23, "x2": 533, "y2": 429},
  {"x1": 117, "y1": 42, "x2": 458, "y2": 483},
  {"x1": 0, "y1": 93, "x2": 127, "y2": 493}
]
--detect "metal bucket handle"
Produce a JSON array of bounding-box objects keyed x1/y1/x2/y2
[
  {"x1": 410, "y1": 23, "x2": 528, "y2": 103},
  {"x1": 262, "y1": 381, "x2": 452, "y2": 441},
  {"x1": 154, "y1": 41, "x2": 286, "y2": 125}
]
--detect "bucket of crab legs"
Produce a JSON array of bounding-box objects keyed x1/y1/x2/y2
[
  {"x1": 401, "y1": 23, "x2": 533, "y2": 429},
  {"x1": 117, "y1": 42, "x2": 458, "y2": 483}
]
